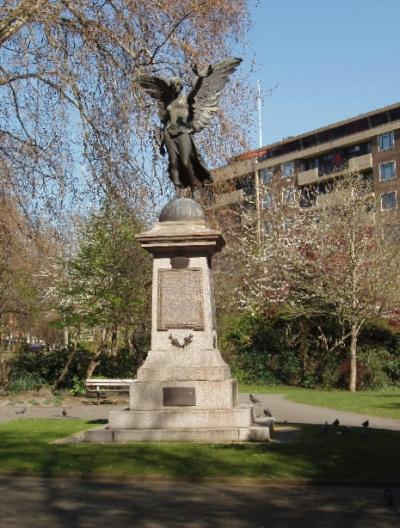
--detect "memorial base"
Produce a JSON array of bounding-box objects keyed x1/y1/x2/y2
[
  {"x1": 84, "y1": 198, "x2": 270, "y2": 444},
  {"x1": 85, "y1": 423, "x2": 272, "y2": 443}
]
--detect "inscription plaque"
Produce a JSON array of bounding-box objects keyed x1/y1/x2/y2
[
  {"x1": 158, "y1": 268, "x2": 204, "y2": 330},
  {"x1": 163, "y1": 387, "x2": 196, "y2": 406}
]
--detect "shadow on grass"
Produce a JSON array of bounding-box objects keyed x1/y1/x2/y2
[
  {"x1": 1, "y1": 420, "x2": 400, "y2": 484},
  {"x1": 2, "y1": 473, "x2": 398, "y2": 528},
  {"x1": 86, "y1": 419, "x2": 108, "y2": 424}
]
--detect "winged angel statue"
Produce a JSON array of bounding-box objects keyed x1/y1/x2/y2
[{"x1": 138, "y1": 58, "x2": 242, "y2": 191}]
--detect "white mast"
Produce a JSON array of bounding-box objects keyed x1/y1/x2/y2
[{"x1": 257, "y1": 79, "x2": 263, "y2": 148}]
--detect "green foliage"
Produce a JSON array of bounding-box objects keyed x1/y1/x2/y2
[
  {"x1": 8, "y1": 342, "x2": 148, "y2": 390},
  {"x1": 7, "y1": 372, "x2": 44, "y2": 393},
  {"x1": 358, "y1": 343, "x2": 400, "y2": 389},
  {"x1": 219, "y1": 312, "x2": 282, "y2": 385},
  {"x1": 59, "y1": 199, "x2": 151, "y2": 336},
  {"x1": 97, "y1": 345, "x2": 148, "y2": 379},
  {"x1": 8, "y1": 344, "x2": 91, "y2": 388},
  {"x1": 69, "y1": 376, "x2": 87, "y2": 396},
  {"x1": 219, "y1": 311, "x2": 400, "y2": 389}
]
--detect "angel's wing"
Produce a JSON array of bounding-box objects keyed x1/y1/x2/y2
[
  {"x1": 188, "y1": 58, "x2": 242, "y2": 132},
  {"x1": 138, "y1": 75, "x2": 175, "y2": 123}
]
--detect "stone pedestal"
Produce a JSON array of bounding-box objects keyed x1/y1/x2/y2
[{"x1": 85, "y1": 198, "x2": 270, "y2": 443}]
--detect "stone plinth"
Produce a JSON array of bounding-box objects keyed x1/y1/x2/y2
[{"x1": 84, "y1": 198, "x2": 270, "y2": 443}]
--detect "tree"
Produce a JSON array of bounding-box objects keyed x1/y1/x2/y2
[
  {"x1": 236, "y1": 176, "x2": 400, "y2": 391},
  {"x1": 0, "y1": 0, "x2": 250, "y2": 221},
  {"x1": 58, "y1": 199, "x2": 151, "y2": 378}
]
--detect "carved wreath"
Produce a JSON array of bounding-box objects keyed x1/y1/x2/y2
[{"x1": 169, "y1": 333, "x2": 193, "y2": 349}]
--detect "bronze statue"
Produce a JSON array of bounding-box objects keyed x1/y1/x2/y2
[{"x1": 138, "y1": 58, "x2": 242, "y2": 191}]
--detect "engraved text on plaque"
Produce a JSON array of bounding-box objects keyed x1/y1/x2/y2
[{"x1": 158, "y1": 268, "x2": 204, "y2": 330}]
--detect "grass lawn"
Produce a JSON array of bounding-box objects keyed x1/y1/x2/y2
[
  {"x1": 1, "y1": 418, "x2": 400, "y2": 482},
  {"x1": 240, "y1": 384, "x2": 400, "y2": 420}
]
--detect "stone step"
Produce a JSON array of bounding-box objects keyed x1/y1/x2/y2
[
  {"x1": 108, "y1": 407, "x2": 253, "y2": 430},
  {"x1": 84, "y1": 425, "x2": 270, "y2": 443}
]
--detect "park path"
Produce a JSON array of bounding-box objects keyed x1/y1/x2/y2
[
  {"x1": 0, "y1": 392, "x2": 400, "y2": 431},
  {"x1": 238, "y1": 392, "x2": 400, "y2": 431},
  {"x1": 0, "y1": 475, "x2": 399, "y2": 528}
]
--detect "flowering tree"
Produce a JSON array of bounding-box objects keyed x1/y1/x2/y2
[{"x1": 236, "y1": 176, "x2": 400, "y2": 391}]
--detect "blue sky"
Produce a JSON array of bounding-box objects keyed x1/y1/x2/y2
[{"x1": 244, "y1": 0, "x2": 400, "y2": 148}]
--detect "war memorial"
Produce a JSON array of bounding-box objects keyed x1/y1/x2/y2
[{"x1": 84, "y1": 58, "x2": 271, "y2": 443}]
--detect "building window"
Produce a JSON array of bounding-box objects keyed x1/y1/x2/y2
[
  {"x1": 378, "y1": 131, "x2": 394, "y2": 152},
  {"x1": 262, "y1": 191, "x2": 273, "y2": 209},
  {"x1": 379, "y1": 161, "x2": 396, "y2": 182},
  {"x1": 259, "y1": 168, "x2": 273, "y2": 185},
  {"x1": 381, "y1": 191, "x2": 397, "y2": 210},
  {"x1": 282, "y1": 161, "x2": 294, "y2": 178}
]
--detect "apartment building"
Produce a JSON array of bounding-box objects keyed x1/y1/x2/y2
[{"x1": 211, "y1": 102, "x2": 400, "y2": 222}]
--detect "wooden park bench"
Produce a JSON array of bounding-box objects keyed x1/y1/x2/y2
[{"x1": 85, "y1": 378, "x2": 136, "y2": 404}]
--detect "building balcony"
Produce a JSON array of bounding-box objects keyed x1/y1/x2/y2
[
  {"x1": 316, "y1": 189, "x2": 375, "y2": 209},
  {"x1": 299, "y1": 153, "x2": 373, "y2": 186},
  {"x1": 297, "y1": 167, "x2": 319, "y2": 185},
  {"x1": 348, "y1": 152, "x2": 373, "y2": 171},
  {"x1": 214, "y1": 188, "x2": 244, "y2": 207}
]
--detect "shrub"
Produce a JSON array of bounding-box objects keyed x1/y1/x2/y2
[
  {"x1": 7, "y1": 372, "x2": 44, "y2": 393},
  {"x1": 69, "y1": 376, "x2": 87, "y2": 396}
]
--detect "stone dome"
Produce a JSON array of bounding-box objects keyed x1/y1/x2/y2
[{"x1": 159, "y1": 197, "x2": 205, "y2": 222}]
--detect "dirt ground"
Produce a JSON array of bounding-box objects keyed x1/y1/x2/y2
[{"x1": 0, "y1": 387, "x2": 129, "y2": 408}]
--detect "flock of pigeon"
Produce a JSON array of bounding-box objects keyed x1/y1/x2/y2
[
  {"x1": 320, "y1": 417, "x2": 371, "y2": 437},
  {"x1": 249, "y1": 393, "x2": 272, "y2": 417},
  {"x1": 16, "y1": 407, "x2": 68, "y2": 417},
  {"x1": 249, "y1": 393, "x2": 372, "y2": 436},
  {"x1": 249, "y1": 393, "x2": 396, "y2": 508}
]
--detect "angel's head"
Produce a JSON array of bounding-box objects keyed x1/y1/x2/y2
[{"x1": 169, "y1": 77, "x2": 183, "y2": 96}]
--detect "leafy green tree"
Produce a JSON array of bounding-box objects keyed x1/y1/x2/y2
[{"x1": 58, "y1": 200, "x2": 151, "y2": 378}]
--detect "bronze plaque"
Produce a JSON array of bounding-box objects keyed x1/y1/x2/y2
[
  {"x1": 158, "y1": 268, "x2": 204, "y2": 330},
  {"x1": 163, "y1": 387, "x2": 196, "y2": 406}
]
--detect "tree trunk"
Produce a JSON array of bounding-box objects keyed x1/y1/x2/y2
[
  {"x1": 55, "y1": 340, "x2": 77, "y2": 388},
  {"x1": 111, "y1": 326, "x2": 118, "y2": 357},
  {"x1": 349, "y1": 323, "x2": 359, "y2": 392},
  {"x1": 86, "y1": 330, "x2": 107, "y2": 379},
  {"x1": 86, "y1": 349, "x2": 102, "y2": 379}
]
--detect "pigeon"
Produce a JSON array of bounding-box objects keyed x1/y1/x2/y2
[
  {"x1": 383, "y1": 488, "x2": 395, "y2": 507},
  {"x1": 62, "y1": 409, "x2": 68, "y2": 417},
  {"x1": 15, "y1": 407, "x2": 27, "y2": 415},
  {"x1": 332, "y1": 418, "x2": 340, "y2": 427},
  {"x1": 263, "y1": 409, "x2": 272, "y2": 417},
  {"x1": 249, "y1": 394, "x2": 261, "y2": 404},
  {"x1": 362, "y1": 419, "x2": 369, "y2": 428}
]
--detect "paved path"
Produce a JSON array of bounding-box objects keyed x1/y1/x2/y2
[
  {"x1": 0, "y1": 476, "x2": 399, "y2": 528},
  {"x1": 0, "y1": 404, "x2": 125, "y2": 424},
  {"x1": 1, "y1": 392, "x2": 400, "y2": 431},
  {"x1": 238, "y1": 393, "x2": 400, "y2": 431}
]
